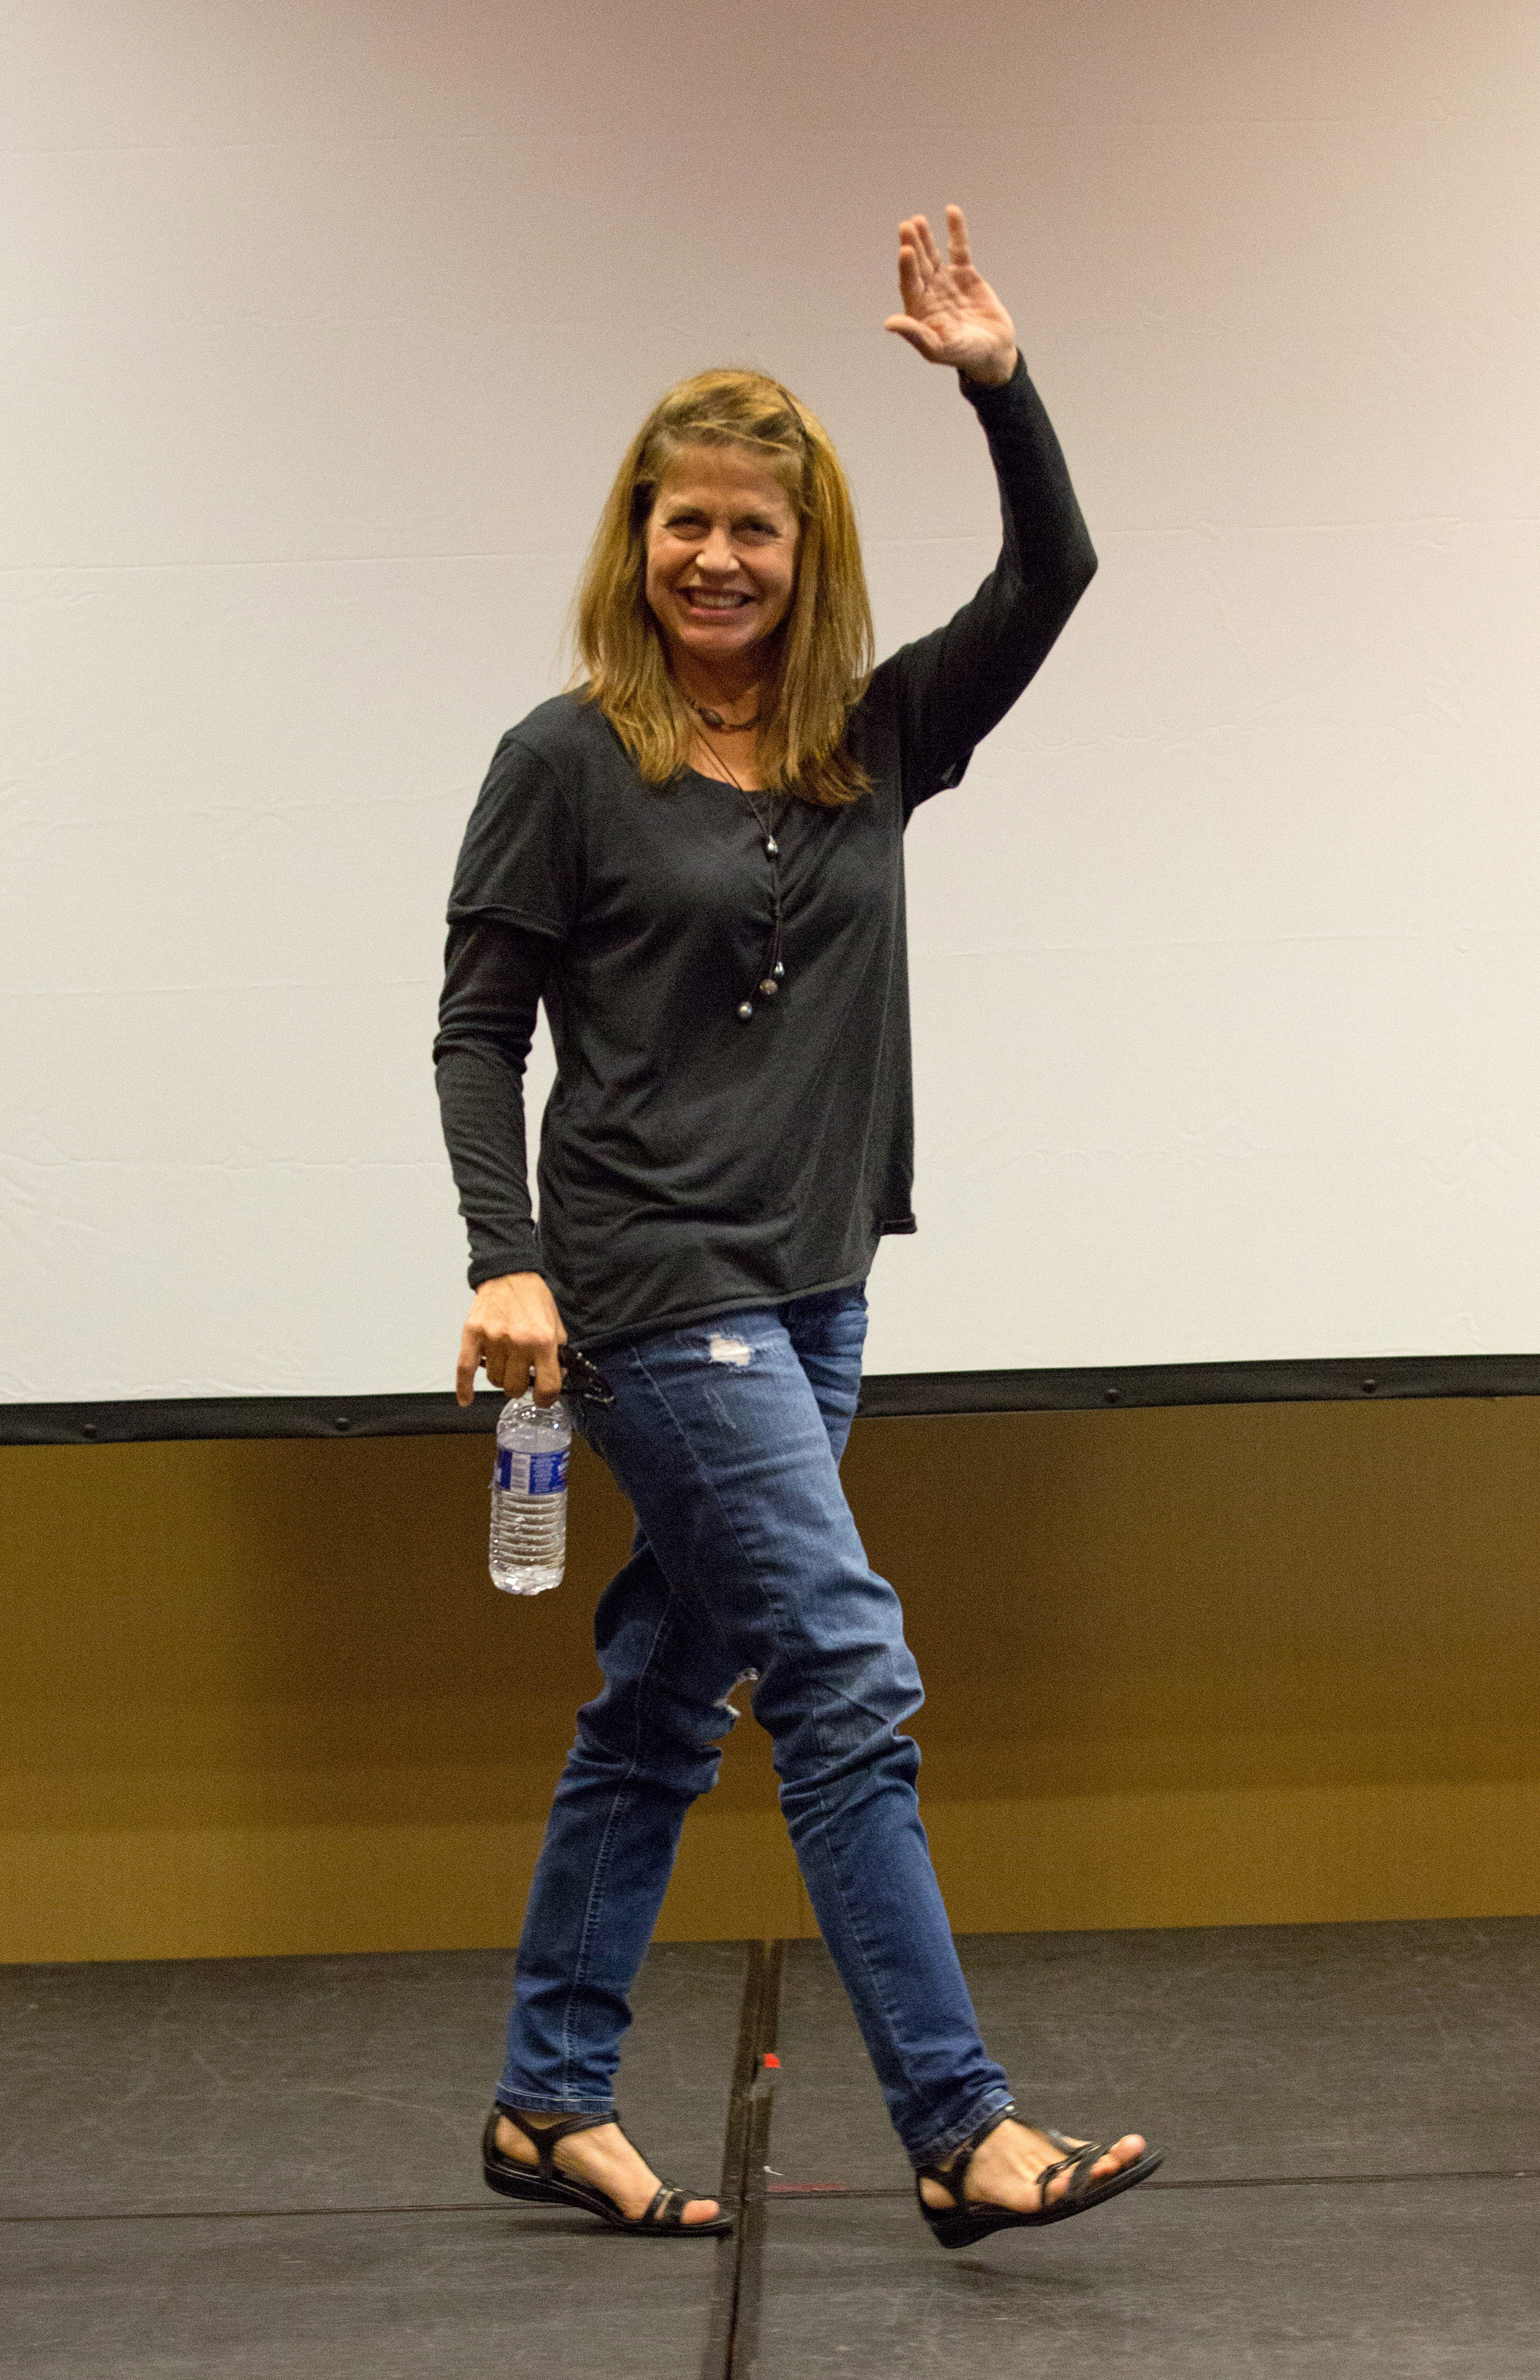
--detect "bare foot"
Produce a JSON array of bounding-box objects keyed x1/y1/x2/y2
[
  {"x1": 918, "y1": 2118, "x2": 1149, "y2": 2215},
  {"x1": 496, "y1": 2113, "x2": 721, "y2": 2226}
]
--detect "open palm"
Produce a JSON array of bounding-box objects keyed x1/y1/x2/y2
[{"x1": 886, "y1": 205, "x2": 1018, "y2": 387}]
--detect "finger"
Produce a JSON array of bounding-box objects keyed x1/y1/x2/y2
[
  {"x1": 530, "y1": 1339, "x2": 564, "y2": 1408},
  {"x1": 455, "y1": 1327, "x2": 482, "y2": 1408},
  {"x1": 494, "y1": 1339, "x2": 540, "y2": 1393},
  {"x1": 895, "y1": 240, "x2": 926, "y2": 313},
  {"x1": 910, "y1": 212, "x2": 943, "y2": 274},
  {"x1": 946, "y1": 203, "x2": 971, "y2": 268}
]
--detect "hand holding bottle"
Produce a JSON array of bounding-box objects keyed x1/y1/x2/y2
[{"x1": 457, "y1": 1271, "x2": 567, "y2": 1408}]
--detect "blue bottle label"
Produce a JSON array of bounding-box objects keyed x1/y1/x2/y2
[
  {"x1": 529, "y1": 1447, "x2": 568, "y2": 1496},
  {"x1": 494, "y1": 1447, "x2": 568, "y2": 1495}
]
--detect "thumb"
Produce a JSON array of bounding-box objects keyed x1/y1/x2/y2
[{"x1": 885, "y1": 315, "x2": 945, "y2": 361}]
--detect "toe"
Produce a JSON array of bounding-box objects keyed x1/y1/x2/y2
[
  {"x1": 1042, "y1": 2130, "x2": 1147, "y2": 2203},
  {"x1": 1088, "y1": 2132, "x2": 1146, "y2": 2182},
  {"x1": 682, "y1": 2197, "x2": 721, "y2": 2225}
]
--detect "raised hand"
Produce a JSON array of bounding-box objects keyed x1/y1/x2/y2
[{"x1": 885, "y1": 205, "x2": 1018, "y2": 387}]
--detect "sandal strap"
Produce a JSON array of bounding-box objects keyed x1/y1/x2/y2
[
  {"x1": 494, "y1": 2106, "x2": 610, "y2": 2182},
  {"x1": 1034, "y1": 2139, "x2": 1109, "y2": 2208},
  {"x1": 915, "y1": 2101, "x2": 1017, "y2": 2200},
  {"x1": 917, "y1": 2112, "x2": 1119, "y2": 2218},
  {"x1": 493, "y1": 2110, "x2": 708, "y2": 2230}
]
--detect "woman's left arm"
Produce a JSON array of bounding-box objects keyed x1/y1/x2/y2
[{"x1": 878, "y1": 206, "x2": 1098, "y2": 808}]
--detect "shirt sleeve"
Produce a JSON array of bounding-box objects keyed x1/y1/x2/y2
[
  {"x1": 867, "y1": 355, "x2": 1098, "y2": 816},
  {"x1": 436, "y1": 725, "x2": 577, "y2": 1289},
  {"x1": 445, "y1": 728, "x2": 585, "y2": 936},
  {"x1": 433, "y1": 916, "x2": 558, "y2": 1287}
]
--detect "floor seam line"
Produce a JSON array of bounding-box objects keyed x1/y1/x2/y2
[
  {"x1": 0, "y1": 2202, "x2": 504, "y2": 2225},
  {"x1": 700, "y1": 1940, "x2": 778, "y2": 2380},
  {"x1": 10, "y1": 2166, "x2": 1540, "y2": 2226},
  {"x1": 9, "y1": 2165, "x2": 1538, "y2": 2227},
  {"x1": 700, "y1": 1937, "x2": 783, "y2": 2380},
  {"x1": 759, "y1": 2166, "x2": 1540, "y2": 2203}
]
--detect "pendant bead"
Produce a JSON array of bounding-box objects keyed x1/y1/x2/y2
[
  {"x1": 759, "y1": 978, "x2": 779, "y2": 997},
  {"x1": 765, "y1": 837, "x2": 778, "y2": 855},
  {"x1": 736, "y1": 1002, "x2": 754, "y2": 1021}
]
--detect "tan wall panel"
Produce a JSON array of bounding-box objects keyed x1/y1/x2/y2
[
  {"x1": 2, "y1": 1399, "x2": 1538, "y2": 1962},
  {"x1": 0, "y1": 1430, "x2": 809, "y2": 1960}
]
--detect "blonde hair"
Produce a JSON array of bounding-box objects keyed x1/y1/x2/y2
[{"x1": 572, "y1": 369, "x2": 874, "y2": 807}]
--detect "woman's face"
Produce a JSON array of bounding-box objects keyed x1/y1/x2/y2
[{"x1": 644, "y1": 443, "x2": 800, "y2": 672}]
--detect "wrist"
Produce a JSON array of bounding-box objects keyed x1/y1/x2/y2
[
  {"x1": 474, "y1": 1270, "x2": 545, "y2": 1297},
  {"x1": 961, "y1": 345, "x2": 1019, "y2": 389}
]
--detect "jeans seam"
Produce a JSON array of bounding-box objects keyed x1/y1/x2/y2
[
  {"x1": 627, "y1": 1332, "x2": 958, "y2": 2148},
  {"x1": 788, "y1": 1300, "x2": 964, "y2": 2141},
  {"x1": 553, "y1": 1589, "x2": 677, "y2": 2102},
  {"x1": 795, "y1": 1729, "x2": 959, "y2": 2148}
]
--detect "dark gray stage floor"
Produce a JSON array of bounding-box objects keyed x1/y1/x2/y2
[
  {"x1": 0, "y1": 1941, "x2": 745, "y2": 2220},
  {"x1": 772, "y1": 1917, "x2": 1540, "y2": 2185},
  {"x1": 1, "y1": 1942, "x2": 745, "y2": 2380},
  {"x1": 763, "y1": 1919, "x2": 1540, "y2": 2380},
  {"x1": 760, "y1": 2182, "x2": 1540, "y2": 2379},
  {"x1": 3, "y1": 1921, "x2": 1538, "y2": 2378}
]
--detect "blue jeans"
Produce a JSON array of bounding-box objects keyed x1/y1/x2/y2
[{"x1": 496, "y1": 1285, "x2": 1013, "y2": 2167}]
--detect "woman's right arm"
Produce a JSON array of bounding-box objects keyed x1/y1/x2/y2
[{"x1": 434, "y1": 914, "x2": 567, "y2": 1406}]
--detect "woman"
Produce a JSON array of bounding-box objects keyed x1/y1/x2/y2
[{"x1": 435, "y1": 208, "x2": 1159, "y2": 2246}]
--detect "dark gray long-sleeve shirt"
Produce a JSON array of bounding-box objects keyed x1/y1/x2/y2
[{"x1": 434, "y1": 357, "x2": 1096, "y2": 1351}]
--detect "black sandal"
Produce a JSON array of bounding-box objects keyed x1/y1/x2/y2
[
  {"x1": 916, "y1": 2105, "x2": 1163, "y2": 2249},
  {"x1": 482, "y1": 2105, "x2": 733, "y2": 2237}
]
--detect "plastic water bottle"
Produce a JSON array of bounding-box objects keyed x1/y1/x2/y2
[{"x1": 490, "y1": 1393, "x2": 571, "y2": 1595}]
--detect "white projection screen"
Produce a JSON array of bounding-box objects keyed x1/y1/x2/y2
[{"x1": 4, "y1": 0, "x2": 1539, "y2": 1416}]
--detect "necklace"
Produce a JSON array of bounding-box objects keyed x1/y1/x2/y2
[
  {"x1": 689, "y1": 698, "x2": 760, "y2": 732},
  {"x1": 693, "y1": 727, "x2": 787, "y2": 1021}
]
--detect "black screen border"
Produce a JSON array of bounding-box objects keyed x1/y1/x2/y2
[{"x1": 5, "y1": 1352, "x2": 1539, "y2": 1444}]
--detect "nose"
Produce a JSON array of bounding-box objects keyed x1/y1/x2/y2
[{"x1": 696, "y1": 524, "x2": 737, "y2": 575}]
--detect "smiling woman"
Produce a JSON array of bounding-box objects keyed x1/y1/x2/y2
[
  {"x1": 432, "y1": 208, "x2": 1159, "y2": 2252},
  {"x1": 575, "y1": 364, "x2": 873, "y2": 805}
]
